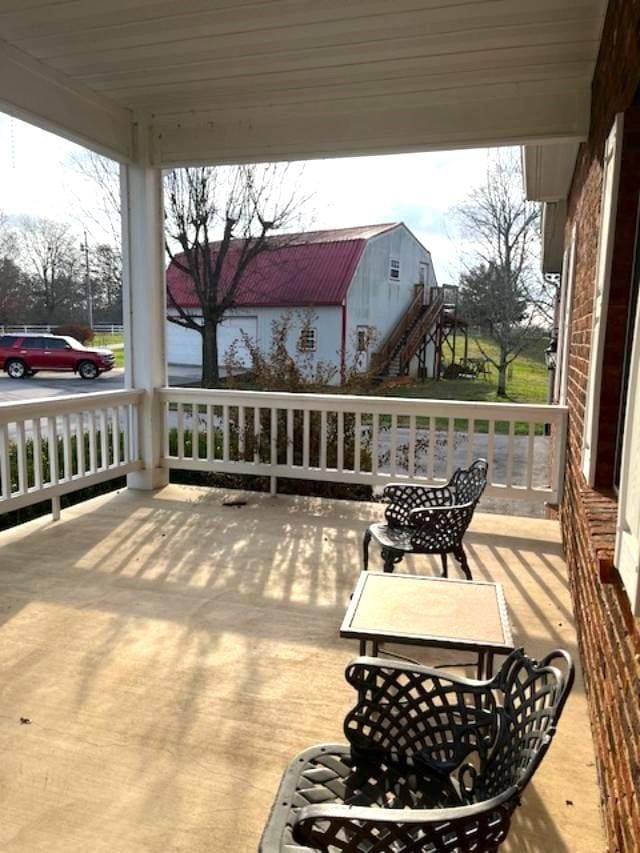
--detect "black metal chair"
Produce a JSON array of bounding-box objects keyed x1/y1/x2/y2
[
  {"x1": 363, "y1": 459, "x2": 488, "y2": 579},
  {"x1": 259, "y1": 648, "x2": 574, "y2": 853}
]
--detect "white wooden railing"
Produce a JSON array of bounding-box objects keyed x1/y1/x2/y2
[
  {"x1": 160, "y1": 388, "x2": 568, "y2": 503},
  {"x1": 0, "y1": 390, "x2": 143, "y2": 515}
]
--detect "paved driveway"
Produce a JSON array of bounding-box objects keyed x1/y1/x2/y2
[{"x1": 0, "y1": 370, "x2": 125, "y2": 403}]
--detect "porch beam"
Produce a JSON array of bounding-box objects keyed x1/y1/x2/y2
[
  {"x1": 120, "y1": 136, "x2": 169, "y2": 490},
  {"x1": 151, "y1": 78, "x2": 590, "y2": 167},
  {"x1": 0, "y1": 38, "x2": 134, "y2": 162}
]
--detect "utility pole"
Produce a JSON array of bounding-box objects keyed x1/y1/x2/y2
[{"x1": 80, "y1": 230, "x2": 93, "y2": 328}]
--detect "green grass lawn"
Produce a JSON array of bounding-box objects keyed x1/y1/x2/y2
[
  {"x1": 381, "y1": 336, "x2": 550, "y2": 406},
  {"x1": 92, "y1": 333, "x2": 124, "y2": 368}
]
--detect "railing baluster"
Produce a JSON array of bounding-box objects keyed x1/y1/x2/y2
[
  {"x1": 371, "y1": 414, "x2": 379, "y2": 476},
  {"x1": 88, "y1": 410, "x2": 97, "y2": 473},
  {"x1": 254, "y1": 407, "x2": 262, "y2": 464},
  {"x1": 354, "y1": 412, "x2": 361, "y2": 473},
  {"x1": 239, "y1": 405, "x2": 246, "y2": 461},
  {"x1": 0, "y1": 423, "x2": 11, "y2": 498},
  {"x1": 191, "y1": 403, "x2": 199, "y2": 462},
  {"x1": 223, "y1": 405, "x2": 230, "y2": 462},
  {"x1": 446, "y1": 418, "x2": 455, "y2": 480},
  {"x1": 165, "y1": 401, "x2": 171, "y2": 458},
  {"x1": 506, "y1": 420, "x2": 515, "y2": 486},
  {"x1": 286, "y1": 408, "x2": 293, "y2": 467},
  {"x1": 121, "y1": 406, "x2": 130, "y2": 464},
  {"x1": 320, "y1": 410, "x2": 327, "y2": 470},
  {"x1": 75, "y1": 413, "x2": 85, "y2": 477},
  {"x1": 270, "y1": 407, "x2": 277, "y2": 467},
  {"x1": 303, "y1": 409, "x2": 310, "y2": 468},
  {"x1": 408, "y1": 414, "x2": 416, "y2": 478},
  {"x1": 428, "y1": 416, "x2": 435, "y2": 480},
  {"x1": 111, "y1": 407, "x2": 120, "y2": 467},
  {"x1": 390, "y1": 413, "x2": 397, "y2": 475},
  {"x1": 33, "y1": 418, "x2": 43, "y2": 490},
  {"x1": 16, "y1": 422, "x2": 28, "y2": 493},
  {"x1": 487, "y1": 420, "x2": 495, "y2": 484},
  {"x1": 466, "y1": 418, "x2": 474, "y2": 466},
  {"x1": 206, "y1": 404, "x2": 213, "y2": 461},
  {"x1": 526, "y1": 422, "x2": 535, "y2": 490},
  {"x1": 48, "y1": 416, "x2": 59, "y2": 486},
  {"x1": 99, "y1": 409, "x2": 108, "y2": 470},
  {"x1": 62, "y1": 414, "x2": 72, "y2": 480},
  {"x1": 177, "y1": 404, "x2": 185, "y2": 460},
  {"x1": 337, "y1": 410, "x2": 344, "y2": 472}
]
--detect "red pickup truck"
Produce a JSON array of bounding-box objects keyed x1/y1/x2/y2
[{"x1": 0, "y1": 333, "x2": 115, "y2": 379}]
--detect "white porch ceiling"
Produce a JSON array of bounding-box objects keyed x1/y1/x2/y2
[{"x1": 0, "y1": 0, "x2": 607, "y2": 166}]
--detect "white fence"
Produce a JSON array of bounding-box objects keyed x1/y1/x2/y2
[
  {"x1": 160, "y1": 388, "x2": 568, "y2": 503},
  {"x1": 0, "y1": 390, "x2": 143, "y2": 515},
  {"x1": 0, "y1": 324, "x2": 123, "y2": 336}
]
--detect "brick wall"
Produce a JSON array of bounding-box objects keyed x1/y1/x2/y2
[{"x1": 562, "y1": 1, "x2": 640, "y2": 849}]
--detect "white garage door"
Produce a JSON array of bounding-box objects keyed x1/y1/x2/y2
[{"x1": 167, "y1": 315, "x2": 257, "y2": 368}]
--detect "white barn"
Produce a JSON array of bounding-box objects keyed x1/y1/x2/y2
[{"x1": 166, "y1": 223, "x2": 439, "y2": 381}]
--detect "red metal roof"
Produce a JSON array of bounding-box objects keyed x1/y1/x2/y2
[{"x1": 166, "y1": 223, "x2": 397, "y2": 309}]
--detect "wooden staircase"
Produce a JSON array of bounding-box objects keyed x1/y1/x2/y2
[{"x1": 372, "y1": 287, "x2": 445, "y2": 379}]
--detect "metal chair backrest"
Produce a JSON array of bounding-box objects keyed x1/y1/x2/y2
[
  {"x1": 450, "y1": 459, "x2": 488, "y2": 506},
  {"x1": 343, "y1": 649, "x2": 574, "y2": 802},
  {"x1": 480, "y1": 649, "x2": 575, "y2": 798}
]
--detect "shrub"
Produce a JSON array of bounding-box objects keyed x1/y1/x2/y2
[{"x1": 53, "y1": 324, "x2": 95, "y2": 345}]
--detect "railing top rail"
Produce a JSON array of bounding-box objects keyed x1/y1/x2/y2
[
  {"x1": 0, "y1": 388, "x2": 144, "y2": 425},
  {"x1": 159, "y1": 386, "x2": 567, "y2": 421}
]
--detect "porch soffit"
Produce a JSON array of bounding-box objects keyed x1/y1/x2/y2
[{"x1": 0, "y1": 0, "x2": 608, "y2": 166}]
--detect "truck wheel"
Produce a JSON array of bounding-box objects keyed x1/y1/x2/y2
[
  {"x1": 78, "y1": 360, "x2": 99, "y2": 380},
  {"x1": 6, "y1": 359, "x2": 27, "y2": 379}
]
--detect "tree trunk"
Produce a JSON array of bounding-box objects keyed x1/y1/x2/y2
[
  {"x1": 201, "y1": 320, "x2": 219, "y2": 388},
  {"x1": 497, "y1": 348, "x2": 508, "y2": 397}
]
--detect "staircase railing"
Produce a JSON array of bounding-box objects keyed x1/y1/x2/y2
[
  {"x1": 397, "y1": 290, "x2": 445, "y2": 373},
  {"x1": 371, "y1": 286, "x2": 425, "y2": 375}
]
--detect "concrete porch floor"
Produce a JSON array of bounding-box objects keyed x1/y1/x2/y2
[{"x1": 0, "y1": 485, "x2": 604, "y2": 852}]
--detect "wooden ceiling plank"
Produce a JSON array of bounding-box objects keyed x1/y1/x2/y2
[
  {"x1": 152, "y1": 80, "x2": 589, "y2": 167},
  {"x1": 0, "y1": 37, "x2": 133, "y2": 161},
  {"x1": 14, "y1": 0, "x2": 600, "y2": 65},
  {"x1": 48, "y1": 14, "x2": 599, "y2": 83},
  {"x1": 2, "y1": 0, "x2": 599, "y2": 43},
  {"x1": 87, "y1": 26, "x2": 597, "y2": 100}
]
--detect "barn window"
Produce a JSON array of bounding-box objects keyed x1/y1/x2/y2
[
  {"x1": 390, "y1": 258, "x2": 400, "y2": 281},
  {"x1": 298, "y1": 327, "x2": 317, "y2": 352}
]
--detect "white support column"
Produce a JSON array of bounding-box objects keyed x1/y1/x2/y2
[{"x1": 120, "y1": 146, "x2": 169, "y2": 490}]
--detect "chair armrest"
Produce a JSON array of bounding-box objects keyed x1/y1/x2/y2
[
  {"x1": 292, "y1": 788, "x2": 518, "y2": 852},
  {"x1": 408, "y1": 499, "x2": 474, "y2": 523},
  {"x1": 346, "y1": 654, "x2": 490, "y2": 689}
]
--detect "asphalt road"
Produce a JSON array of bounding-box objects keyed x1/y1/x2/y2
[{"x1": 0, "y1": 369, "x2": 126, "y2": 403}]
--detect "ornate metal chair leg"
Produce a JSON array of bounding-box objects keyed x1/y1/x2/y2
[
  {"x1": 381, "y1": 548, "x2": 401, "y2": 574},
  {"x1": 363, "y1": 528, "x2": 372, "y2": 571},
  {"x1": 440, "y1": 553, "x2": 448, "y2": 578},
  {"x1": 457, "y1": 547, "x2": 473, "y2": 580}
]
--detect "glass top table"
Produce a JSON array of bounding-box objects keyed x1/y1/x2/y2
[{"x1": 341, "y1": 571, "x2": 514, "y2": 678}]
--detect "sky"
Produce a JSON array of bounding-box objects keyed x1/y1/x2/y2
[{"x1": 0, "y1": 112, "x2": 502, "y2": 284}]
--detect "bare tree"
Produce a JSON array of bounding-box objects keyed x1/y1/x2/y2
[
  {"x1": 165, "y1": 164, "x2": 308, "y2": 388},
  {"x1": 18, "y1": 217, "x2": 79, "y2": 323},
  {"x1": 0, "y1": 214, "x2": 23, "y2": 324},
  {"x1": 66, "y1": 150, "x2": 122, "y2": 247},
  {"x1": 456, "y1": 151, "x2": 543, "y2": 397}
]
